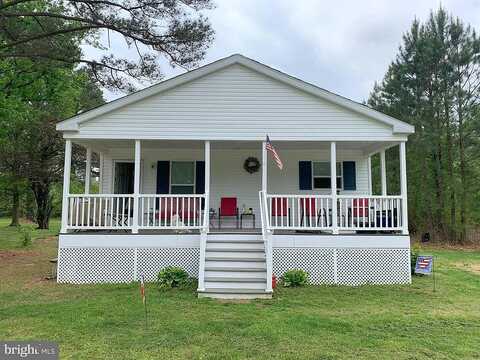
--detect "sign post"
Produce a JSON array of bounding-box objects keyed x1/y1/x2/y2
[{"x1": 414, "y1": 255, "x2": 435, "y2": 292}]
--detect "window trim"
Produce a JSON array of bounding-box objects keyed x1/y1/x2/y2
[
  {"x1": 169, "y1": 160, "x2": 196, "y2": 194},
  {"x1": 312, "y1": 161, "x2": 343, "y2": 190}
]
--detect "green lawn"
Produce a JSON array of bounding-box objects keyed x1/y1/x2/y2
[{"x1": 0, "y1": 219, "x2": 479, "y2": 359}]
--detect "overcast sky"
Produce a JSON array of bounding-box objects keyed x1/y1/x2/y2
[{"x1": 90, "y1": 0, "x2": 480, "y2": 103}]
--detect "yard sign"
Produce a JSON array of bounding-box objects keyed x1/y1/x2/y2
[{"x1": 415, "y1": 255, "x2": 434, "y2": 275}]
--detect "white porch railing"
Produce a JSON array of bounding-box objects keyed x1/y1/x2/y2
[
  {"x1": 262, "y1": 194, "x2": 404, "y2": 232},
  {"x1": 138, "y1": 194, "x2": 205, "y2": 230},
  {"x1": 66, "y1": 194, "x2": 135, "y2": 230},
  {"x1": 265, "y1": 194, "x2": 334, "y2": 230},
  {"x1": 338, "y1": 195, "x2": 403, "y2": 231},
  {"x1": 65, "y1": 194, "x2": 206, "y2": 231}
]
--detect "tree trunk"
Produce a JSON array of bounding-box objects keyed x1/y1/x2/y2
[
  {"x1": 445, "y1": 105, "x2": 456, "y2": 243},
  {"x1": 9, "y1": 185, "x2": 20, "y2": 227},
  {"x1": 31, "y1": 181, "x2": 52, "y2": 229},
  {"x1": 458, "y1": 115, "x2": 467, "y2": 243}
]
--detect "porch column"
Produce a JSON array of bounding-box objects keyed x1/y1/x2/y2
[
  {"x1": 399, "y1": 142, "x2": 409, "y2": 234},
  {"x1": 367, "y1": 155, "x2": 372, "y2": 195},
  {"x1": 198, "y1": 141, "x2": 210, "y2": 292},
  {"x1": 330, "y1": 141, "x2": 338, "y2": 234},
  {"x1": 380, "y1": 149, "x2": 387, "y2": 195},
  {"x1": 60, "y1": 139, "x2": 72, "y2": 233},
  {"x1": 204, "y1": 141, "x2": 210, "y2": 232},
  {"x1": 99, "y1": 152, "x2": 104, "y2": 194},
  {"x1": 132, "y1": 140, "x2": 141, "y2": 234},
  {"x1": 262, "y1": 140, "x2": 267, "y2": 193},
  {"x1": 85, "y1": 147, "x2": 92, "y2": 194}
]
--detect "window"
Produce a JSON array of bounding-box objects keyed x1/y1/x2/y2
[
  {"x1": 171, "y1": 161, "x2": 195, "y2": 194},
  {"x1": 114, "y1": 162, "x2": 134, "y2": 194},
  {"x1": 312, "y1": 162, "x2": 342, "y2": 189}
]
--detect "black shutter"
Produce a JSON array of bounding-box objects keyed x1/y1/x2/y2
[
  {"x1": 195, "y1": 161, "x2": 205, "y2": 194},
  {"x1": 343, "y1": 161, "x2": 356, "y2": 190},
  {"x1": 156, "y1": 161, "x2": 170, "y2": 194},
  {"x1": 299, "y1": 161, "x2": 312, "y2": 190}
]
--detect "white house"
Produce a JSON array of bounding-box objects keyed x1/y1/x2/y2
[{"x1": 56, "y1": 54, "x2": 414, "y2": 299}]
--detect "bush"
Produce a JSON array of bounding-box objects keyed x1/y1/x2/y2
[
  {"x1": 157, "y1": 266, "x2": 190, "y2": 289},
  {"x1": 282, "y1": 269, "x2": 309, "y2": 287},
  {"x1": 411, "y1": 246, "x2": 420, "y2": 275},
  {"x1": 19, "y1": 226, "x2": 32, "y2": 247}
]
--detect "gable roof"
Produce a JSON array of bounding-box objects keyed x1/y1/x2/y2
[{"x1": 56, "y1": 54, "x2": 414, "y2": 134}]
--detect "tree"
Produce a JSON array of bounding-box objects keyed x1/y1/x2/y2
[
  {"x1": 369, "y1": 8, "x2": 480, "y2": 242},
  {"x1": 0, "y1": 0, "x2": 214, "y2": 91},
  {"x1": 0, "y1": 56, "x2": 105, "y2": 228}
]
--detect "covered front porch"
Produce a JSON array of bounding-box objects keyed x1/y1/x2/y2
[{"x1": 60, "y1": 139, "x2": 409, "y2": 236}]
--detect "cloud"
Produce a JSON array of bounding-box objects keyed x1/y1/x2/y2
[{"x1": 85, "y1": 0, "x2": 480, "y2": 102}]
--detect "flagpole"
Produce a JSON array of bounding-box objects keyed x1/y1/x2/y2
[{"x1": 140, "y1": 274, "x2": 148, "y2": 330}]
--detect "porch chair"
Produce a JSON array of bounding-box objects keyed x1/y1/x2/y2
[
  {"x1": 178, "y1": 197, "x2": 201, "y2": 226},
  {"x1": 156, "y1": 197, "x2": 179, "y2": 225},
  {"x1": 271, "y1": 197, "x2": 290, "y2": 227},
  {"x1": 218, "y1": 197, "x2": 239, "y2": 229},
  {"x1": 352, "y1": 198, "x2": 371, "y2": 228},
  {"x1": 299, "y1": 198, "x2": 327, "y2": 227}
]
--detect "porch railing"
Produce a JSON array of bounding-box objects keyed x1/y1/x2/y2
[
  {"x1": 337, "y1": 195, "x2": 403, "y2": 231},
  {"x1": 265, "y1": 194, "x2": 334, "y2": 230},
  {"x1": 66, "y1": 194, "x2": 135, "y2": 230},
  {"x1": 65, "y1": 194, "x2": 206, "y2": 231},
  {"x1": 138, "y1": 194, "x2": 205, "y2": 230},
  {"x1": 263, "y1": 194, "x2": 404, "y2": 232}
]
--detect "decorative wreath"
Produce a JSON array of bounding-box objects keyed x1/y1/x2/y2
[{"x1": 243, "y1": 157, "x2": 261, "y2": 174}]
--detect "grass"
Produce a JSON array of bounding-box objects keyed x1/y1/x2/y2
[{"x1": 0, "y1": 219, "x2": 479, "y2": 359}]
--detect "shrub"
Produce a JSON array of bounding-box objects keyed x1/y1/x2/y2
[
  {"x1": 411, "y1": 246, "x2": 420, "y2": 275},
  {"x1": 19, "y1": 226, "x2": 32, "y2": 247},
  {"x1": 157, "y1": 266, "x2": 190, "y2": 289},
  {"x1": 282, "y1": 269, "x2": 309, "y2": 287}
]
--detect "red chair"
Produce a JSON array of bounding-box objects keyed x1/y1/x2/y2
[
  {"x1": 299, "y1": 198, "x2": 317, "y2": 227},
  {"x1": 352, "y1": 198, "x2": 370, "y2": 227},
  {"x1": 218, "y1": 197, "x2": 239, "y2": 228},
  {"x1": 271, "y1": 197, "x2": 290, "y2": 226},
  {"x1": 156, "y1": 197, "x2": 179, "y2": 223},
  {"x1": 178, "y1": 197, "x2": 201, "y2": 225},
  {"x1": 299, "y1": 198, "x2": 328, "y2": 227}
]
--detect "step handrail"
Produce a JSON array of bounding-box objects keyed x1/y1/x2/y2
[{"x1": 259, "y1": 190, "x2": 273, "y2": 292}]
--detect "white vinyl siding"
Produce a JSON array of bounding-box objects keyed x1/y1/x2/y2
[{"x1": 75, "y1": 64, "x2": 400, "y2": 141}]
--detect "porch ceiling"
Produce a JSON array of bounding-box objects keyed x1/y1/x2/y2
[{"x1": 72, "y1": 139, "x2": 398, "y2": 155}]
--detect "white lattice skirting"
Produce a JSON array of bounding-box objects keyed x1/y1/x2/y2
[
  {"x1": 273, "y1": 248, "x2": 411, "y2": 286},
  {"x1": 58, "y1": 246, "x2": 410, "y2": 286},
  {"x1": 57, "y1": 247, "x2": 199, "y2": 284}
]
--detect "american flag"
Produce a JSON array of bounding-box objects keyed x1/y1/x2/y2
[
  {"x1": 266, "y1": 135, "x2": 283, "y2": 170},
  {"x1": 418, "y1": 258, "x2": 431, "y2": 269}
]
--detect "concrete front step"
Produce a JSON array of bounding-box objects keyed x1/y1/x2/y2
[
  {"x1": 198, "y1": 288, "x2": 273, "y2": 299},
  {"x1": 198, "y1": 292, "x2": 272, "y2": 300}
]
